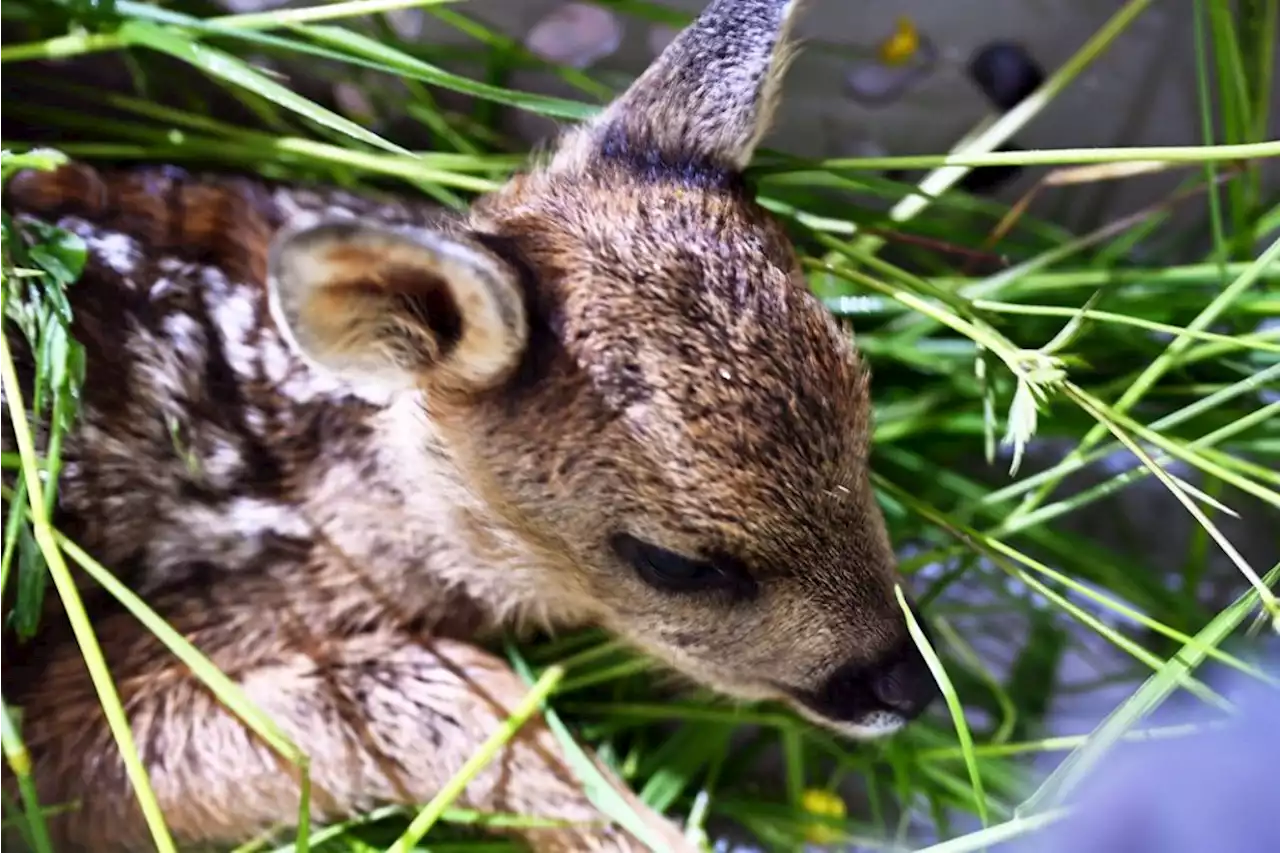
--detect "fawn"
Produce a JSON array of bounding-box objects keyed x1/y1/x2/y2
[{"x1": 1, "y1": 0, "x2": 938, "y2": 849}]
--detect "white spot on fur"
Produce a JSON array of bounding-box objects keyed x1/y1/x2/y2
[
  {"x1": 90, "y1": 231, "x2": 141, "y2": 275},
  {"x1": 259, "y1": 324, "x2": 383, "y2": 406},
  {"x1": 279, "y1": 364, "x2": 359, "y2": 404},
  {"x1": 204, "y1": 270, "x2": 261, "y2": 379},
  {"x1": 225, "y1": 496, "x2": 311, "y2": 538},
  {"x1": 272, "y1": 186, "x2": 359, "y2": 233},
  {"x1": 201, "y1": 438, "x2": 246, "y2": 488},
  {"x1": 149, "y1": 277, "x2": 175, "y2": 300},
  {"x1": 261, "y1": 338, "x2": 292, "y2": 385},
  {"x1": 130, "y1": 318, "x2": 201, "y2": 404},
  {"x1": 61, "y1": 219, "x2": 141, "y2": 282},
  {"x1": 244, "y1": 407, "x2": 267, "y2": 433},
  {"x1": 158, "y1": 497, "x2": 313, "y2": 570},
  {"x1": 163, "y1": 313, "x2": 205, "y2": 363}
]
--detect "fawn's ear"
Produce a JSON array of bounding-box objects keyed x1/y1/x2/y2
[
  {"x1": 554, "y1": 0, "x2": 805, "y2": 172},
  {"x1": 267, "y1": 221, "x2": 527, "y2": 395}
]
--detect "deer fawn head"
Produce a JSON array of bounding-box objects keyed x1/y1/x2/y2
[{"x1": 268, "y1": 0, "x2": 938, "y2": 738}]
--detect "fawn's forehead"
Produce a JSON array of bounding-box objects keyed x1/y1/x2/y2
[
  {"x1": 480, "y1": 155, "x2": 873, "y2": 500},
  {"x1": 630, "y1": 341, "x2": 872, "y2": 507},
  {"x1": 489, "y1": 158, "x2": 813, "y2": 344}
]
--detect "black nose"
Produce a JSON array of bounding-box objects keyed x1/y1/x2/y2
[
  {"x1": 801, "y1": 636, "x2": 940, "y2": 726},
  {"x1": 866, "y1": 648, "x2": 939, "y2": 719}
]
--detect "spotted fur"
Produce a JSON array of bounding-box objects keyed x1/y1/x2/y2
[{"x1": 1, "y1": 2, "x2": 936, "y2": 850}]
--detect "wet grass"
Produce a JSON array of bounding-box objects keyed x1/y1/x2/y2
[{"x1": 2, "y1": 0, "x2": 1278, "y2": 851}]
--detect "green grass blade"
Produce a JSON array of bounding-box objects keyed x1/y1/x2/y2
[
  {"x1": 897, "y1": 586, "x2": 989, "y2": 828},
  {"x1": 296, "y1": 24, "x2": 597, "y2": 120},
  {"x1": 506, "y1": 642, "x2": 675, "y2": 853},
  {"x1": 1, "y1": 699, "x2": 54, "y2": 853},
  {"x1": 114, "y1": 20, "x2": 410, "y2": 155},
  {"x1": 385, "y1": 665, "x2": 565, "y2": 852},
  {"x1": 0, "y1": 330, "x2": 177, "y2": 853}
]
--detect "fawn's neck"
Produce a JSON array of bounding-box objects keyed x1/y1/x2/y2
[{"x1": 295, "y1": 392, "x2": 589, "y2": 635}]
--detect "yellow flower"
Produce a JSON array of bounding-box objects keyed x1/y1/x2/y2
[
  {"x1": 801, "y1": 788, "x2": 847, "y2": 845},
  {"x1": 878, "y1": 16, "x2": 920, "y2": 67}
]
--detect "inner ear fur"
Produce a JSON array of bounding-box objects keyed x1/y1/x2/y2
[{"x1": 267, "y1": 220, "x2": 528, "y2": 395}]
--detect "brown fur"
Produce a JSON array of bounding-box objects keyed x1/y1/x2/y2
[{"x1": 1, "y1": 2, "x2": 936, "y2": 850}]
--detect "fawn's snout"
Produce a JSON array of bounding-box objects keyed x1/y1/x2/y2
[
  {"x1": 789, "y1": 600, "x2": 940, "y2": 737},
  {"x1": 803, "y1": 639, "x2": 939, "y2": 737}
]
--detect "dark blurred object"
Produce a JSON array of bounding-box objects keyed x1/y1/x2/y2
[
  {"x1": 968, "y1": 42, "x2": 1046, "y2": 112},
  {"x1": 952, "y1": 41, "x2": 1050, "y2": 197},
  {"x1": 1024, "y1": 641, "x2": 1280, "y2": 853}
]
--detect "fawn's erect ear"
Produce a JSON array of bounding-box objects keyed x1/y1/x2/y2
[
  {"x1": 267, "y1": 221, "x2": 527, "y2": 395},
  {"x1": 555, "y1": 0, "x2": 805, "y2": 172}
]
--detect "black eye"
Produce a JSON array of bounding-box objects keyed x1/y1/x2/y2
[{"x1": 610, "y1": 533, "x2": 742, "y2": 593}]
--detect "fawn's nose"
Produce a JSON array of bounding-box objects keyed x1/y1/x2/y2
[
  {"x1": 797, "y1": 629, "x2": 940, "y2": 735},
  {"x1": 864, "y1": 646, "x2": 939, "y2": 719},
  {"x1": 817, "y1": 639, "x2": 938, "y2": 721}
]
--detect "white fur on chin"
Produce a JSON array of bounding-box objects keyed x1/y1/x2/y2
[{"x1": 791, "y1": 703, "x2": 907, "y2": 740}]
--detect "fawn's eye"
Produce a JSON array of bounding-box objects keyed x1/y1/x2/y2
[{"x1": 610, "y1": 533, "x2": 744, "y2": 594}]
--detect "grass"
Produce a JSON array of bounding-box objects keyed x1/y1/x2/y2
[{"x1": 1, "y1": 0, "x2": 1278, "y2": 851}]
